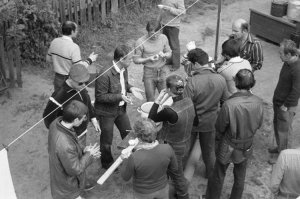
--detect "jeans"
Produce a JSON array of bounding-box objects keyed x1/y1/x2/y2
[
  {"x1": 98, "y1": 106, "x2": 131, "y2": 169},
  {"x1": 206, "y1": 159, "x2": 248, "y2": 199},
  {"x1": 53, "y1": 73, "x2": 68, "y2": 92},
  {"x1": 191, "y1": 131, "x2": 216, "y2": 179},
  {"x1": 134, "y1": 185, "x2": 169, "y2": 199},
  {"x1": 143, "y1": 66, "x2": 169, "y2": 102},
  {"x1": 162, "y1": 26, "x2": 180, "y2": 71},
  {"x1": 167, "y1": 140, "x2": 190, "y2": 199},
  {"x1": 273, "y1": 105, "x2": 296, "y2": 152}
]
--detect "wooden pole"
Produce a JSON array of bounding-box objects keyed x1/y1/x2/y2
[{"x1": 214, "y1": 0, "x2": 222, "y2": 61}]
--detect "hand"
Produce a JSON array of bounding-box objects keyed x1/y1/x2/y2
[
  {"x1": 88, "y1": 52, "x2": 98, "y2": 62},
  {"x1": 121, "y1": 148, "x2": 132, "y2": 160},
  {"x1": 130, "y1": 87, "x2": 144, "y2": 100},
  {"x1": 158, "y1": 51, "x2": 166, "y2": 58},
  {"x1": 122, "y1": 94, "x2": 133, "y2": 104},
  {"x1": 91, "y1": 118, "x2": 101, "y2": 136},
  {"x1": 155, "y1": 89, "x2": 169, "y2": 104},
  {"x1": 149, "y1": 54, "x2": 160, "y2": 61},
  {"x1": 280, "y1": 105, "x2": 288, "y2": 111},
  {"x1": 86, "y1": 143, "x2": 101, "y2": 159},
  {"x1": 158, "y1": 4, "x2": 164, "y2": 9}
]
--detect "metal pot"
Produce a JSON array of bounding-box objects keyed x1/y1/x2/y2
[{"x1": 137, "y1": 102, "x2": 160, "y2": 118}]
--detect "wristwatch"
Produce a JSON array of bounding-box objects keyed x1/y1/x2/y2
[{"x1": 281, "y1": 105, "x2": 288, "y2": 111}]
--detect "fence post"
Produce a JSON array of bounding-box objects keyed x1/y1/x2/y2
[
  {"x1": 101, "y1": 0, "x2": 107, "y2": 23},
  {"x1": 14, "y1": 48, "x2": 22, "y2": 88},
  {"x1": 59, "y1": 0, "x2": 66, "y2": 23},
  {"x1": 7, "y1": 50, "x2": 15, "y2": 88},
  {"x1": 0, "y1": 36, "x2": 7, "y2": 79},
  {"x1": 74, "y1": 0, "x2": 79, "y2": 24},
  {"x1": 67, "y1": 0, "x2": 73, "y2": 21},
  {"x1": 111, "y1": 0, "x2": 118, "y2": 13},
  {"x1": 93, "y1": 0, "x2": 100, "y2": 24},
  {"x1": 87, "y1": 0, "x2": 92, "y2": 25},
  {"x1": 80, "y1": 0, "x2": 86, "y2": 25}
]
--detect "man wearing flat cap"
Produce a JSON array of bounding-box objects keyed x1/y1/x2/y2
[{"x1": 43, "y1": 63, "x2": 101, "y2": 149}]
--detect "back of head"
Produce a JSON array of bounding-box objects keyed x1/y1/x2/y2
[
  {"x1": 134, "y1": 118, "x2": 157, "y2": 143},
  {"x1": 62, "y1": 21, "x2": 76, "y2": 36},
  {"x1": 114, "y1": 44, "x2": 131, "y2": 62},
  {"x1": 222, "y1": 38, "x2": 241, "y2": 58},
  {"x1": 166, "y1": 75, "x2": 184, "y2": 96},
  {"x1": 187, "y1": 48, "x2": 209, "y2": 66},
  {"x1": 69, "y1": 63, "x2": 90, "y2": 83},
  {"x1": 280, "y1": 39, "x2": 299, "y2": 56},
  {"x1": 62, "y1": 100, "x2": 88, "y2": 123},
  {"x1": 146, "y1": 20, "x2": 160, "y2": 32},
  {"x1": 233, "y1": 18, "x2": 249, "y2": 32},
  {"x1": 235, "y1": 69, "x2": 256, "y2": 90}
]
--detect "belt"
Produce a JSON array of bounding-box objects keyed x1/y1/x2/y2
[{"x1": 55, "y1": 73, "x2": 69, "y2": 78}]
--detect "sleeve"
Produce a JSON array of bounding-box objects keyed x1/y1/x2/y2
[
  {"x1": 58, "y1": 143, "x2": 93, "y2": 176},
  {"x1": 251, "y1": 41, "x2": 263, "y2": 70},
  {"x1": 215, "y1": 103, "x2": 229, "y2": 140},
  {"x1": 163, "y1": 35, "x2": 172, "y2": 54},
  {"x1": 46, "y1": 43, "x2": 52, "y2": 62},
  {"x1": 183, "y1": 80, "x2": 195, "y2": 100},
  {"x1": 284, "y1": 67, "x2": 300, "y2": 107},
  {"x1": 121, "y1": 155, "x2": 134, "y2": 181},
  {"x1": 148, "y1": 103, "x2": 178, "y2": 123},
  {"x1": 43, "y1": 92, "x2": 63, "y2": 129},
  {"x1": 71, "y1": 44, "x2": 82, "y2": 64},
  {"x1": 83, "y1": 90, "x2": 96, "y2": 120},
  {"x1": 168, "y1": 0, "x2": 186, "y2": 15},
  {"x1": 270, "y1": 151, "x2": 285, "y2": 194},
  {"x1": 95, "y1": 73, "x2": 123, "y2": 103},
  {"x1": 220, "y1": 82, "x2": 230, "y2": 105},
  {"x1": 167, "y1": 145, "x2": 178, "y2": 176},
  {"x1": 125, "y1": 70, "x2": 133, "y2": 93}
]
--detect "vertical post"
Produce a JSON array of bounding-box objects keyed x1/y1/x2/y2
[
  {"x1": 74, "y1": 0, "x2": 79, "y2": 24},
  {"x1": 93, "y1": 0, "x2": 100, "y2": 24},
  {"x1": 111, "y1": 0, "x2": 118, "y2": 14},
  {"x1": 68, "y1": 0, "x2": 73, "y2": 21},
  {"x1": 101, "y1": 0, "x2": 107, "y2": 23},
  {"x1": 7, "y1": 50, "x2": 15, "y2": 88},
  {"x1": 59, "y1": 0, "x2": 66, "y2": 23},
  {"x1": 0, "y1": 36, "x2": 7, "y2": 78},
  {"x1": 80, "y1": 0, "x2": 86, "y2": 25},
  {"x1": 87, "y1": 0, "x2": 92, "y2": 25},
  {"x1": 14, "y1": 48, "x2": 22, "y2": 88},
  {"x1": 214, "y1": 0, "x2": 222, "y2": 61}
]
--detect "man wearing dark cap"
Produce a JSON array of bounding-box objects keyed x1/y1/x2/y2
[
  {"x1": 149, "y1": 74, "x2": 195, "y2": 199},
  {"x1": 43, "y1": 63, "x2": 100, "y2": 149},
  {"x1": 46, "y1": 21, "x2": 98, "y2": 91},
  {"x1": 205, "y1": 69, "x2": 264, "y2": 199}
]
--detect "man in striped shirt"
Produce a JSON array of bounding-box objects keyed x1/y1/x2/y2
[
  {"x1": 46, "y1": 21, "x2": 98, "y2": 91},
  {"x1": 231, "y1": 18, "x2": 263, "y2": 71}
]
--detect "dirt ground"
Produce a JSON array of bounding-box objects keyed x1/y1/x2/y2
[{"x1": 1, "y1": 0, "x2": 300, "y2": 198}]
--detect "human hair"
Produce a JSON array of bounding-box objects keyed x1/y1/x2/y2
[
  {"x1": 114, "y1": 44, "x2": 131, "y2": 61},
  {"x1": 222, "y1": 38, "x2": 241, "y2": 58},
  {"x1": 146, "y1": 20, "x2": 160, "y2": 32},
  {"x1": 187, "y1": 48, "x2": 209, "y2": 66},
  {"x1": 235, "y1": 69, "x2": 256, "y2": 90},
  {"x1": 240, "y1": 21, "x2": 249, "y2": 32},
  {"x1": 62, "y1": 100, "x2": 88, "y2": 123},
  {"x1": 62, "y1": 21, "x2": 77, "y2": 36},
  {"x1": 134, "y1": 118, "x2": 157, "y2": 143},
  {"x1": 166, "y1": 75, "x2": 184, "y2": 95},
  {"x1": 280, "y1": 39, "x2": 299, "y2": 56}
]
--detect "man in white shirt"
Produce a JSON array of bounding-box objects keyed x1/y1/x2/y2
[{"x1": 47, "y1": 21, "x2": 98, "y2": 91}]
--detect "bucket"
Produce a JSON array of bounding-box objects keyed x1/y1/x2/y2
[
  {"x1": 287, "y1": 0, "x2": 300, "y2": 22},
  {"x1": 271, "y1": 0, "x2": 288, "y2": 17}
]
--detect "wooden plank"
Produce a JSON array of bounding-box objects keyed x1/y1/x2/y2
[
  {"x1": 74, "y1": 0, "x2": 79, "y2": 24},
  {"x1": 68, "y1": 0, "x2": 73, "y2": 21},
  {"x1": 80, "y1": 0, "x2": 86, "y2": 25},
  {"x1": 111, "y1": 0, "x2": 118, "y2": 13},
  {"x1": 59, "y1": 0, "x2": 66, "y2": 23},
  {"x1": 14, "y1": 48, "x2": 22, "y2": 87},
  {"x1": 87, "y1": 0, "x2": 92, "y2": 25},
  {"x1": 93, "y1": 0, "x2": 100, "y2": 24},
  {"x1": 101, "y1": 0, "x2": 106, "y2": 23},
  {"x1": 7, "y1": 50, "x2": 15, "y2": 88},
  {"x1": 0, "y1": 36, "x2": 7, "y2": 79}
]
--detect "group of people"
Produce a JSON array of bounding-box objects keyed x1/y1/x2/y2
[{"x1": 42, "y1": 0, "x2": 300, "y2": 198}]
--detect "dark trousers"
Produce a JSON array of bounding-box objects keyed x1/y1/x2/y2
[
  {"x1": 167, "y1": 141, "x2": 190, "y2": 199},
  {"x1": 191, "y1": 131, "x2": 216, "y2": 179},
  {"x1": 206, "y1": 159, "x2": 248, "y2": 199},
  {"x1": 162, "y1": 26, "x2": 180, "y2": 71},
  {"x1": 53, "y1": 73, "x2": 68, "y2": 92},
  {"x1": 273, "y1": 105, "x2": 296, "y2": 152},
  {"x1": 98, "y1": 106, "x2": 131, "y2": 169}
]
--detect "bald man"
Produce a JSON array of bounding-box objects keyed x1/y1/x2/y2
[{"x1": 231, "y1": 18, "x2": 263, "y2": 71}]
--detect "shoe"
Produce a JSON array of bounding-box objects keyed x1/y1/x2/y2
[
  {"x1": 268, "y1": 147, "x2": 279, "y2": 154},
  {"x1": 84, "y1": 179, "x2": 97, "y2": 191}
]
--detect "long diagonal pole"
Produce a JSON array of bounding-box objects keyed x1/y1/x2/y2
[{"x1": 214, "y1": 0, "x2": 222, "y2": 61}]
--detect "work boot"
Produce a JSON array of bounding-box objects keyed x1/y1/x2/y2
[{"x1": 268, "y1": 147, "x2": 279, "y2": 154}]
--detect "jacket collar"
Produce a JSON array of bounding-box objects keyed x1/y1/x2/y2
[
  {"x1": 192, "y1": 65, "x2": 216, "y2": 76},
  {"x1": 229, "y1": 90, "x2": 252, "y2": 99},
  {"x1": 62, "y1": 35, "x2": 73, "y2": 42},
  {"x1": 56, "y1": 117, "x2": 77, "y2": 140}
]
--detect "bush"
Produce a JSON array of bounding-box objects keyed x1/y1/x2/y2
[{"x1": 2, "y1": 0, "x2": 60, "y2": 65}]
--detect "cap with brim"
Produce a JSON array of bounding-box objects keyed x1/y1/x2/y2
[{"x1": 69, "y1": 63, "x2": 90, "y2": 83}]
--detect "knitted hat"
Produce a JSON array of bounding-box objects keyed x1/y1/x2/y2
[{"x1": 69, "y1": 63, "x2": 90, "y2": 83}]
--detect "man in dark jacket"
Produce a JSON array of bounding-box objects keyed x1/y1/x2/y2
[
  {"x1": 43, "y1": 63, "x2": 100, "y2": 147},
  {"x1": 269, "y1": 39, "x2": 300, "y2": 157},
  {"x1": 206, "y1": 69, "x2": 264, "y2": 199},
  {"x1": 48, "y1": 100, "x2": 101, "y2": 199},
  {"x1": 94, "y1": 44, "x2": 144, "y2": 169},
  {"x1": 149, "y1": 75, "x2": 195, "y2": 199}
]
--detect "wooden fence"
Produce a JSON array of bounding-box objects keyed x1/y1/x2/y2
[{"x1": 52, "y1": 0, "x2": 146, "y2": 25}]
